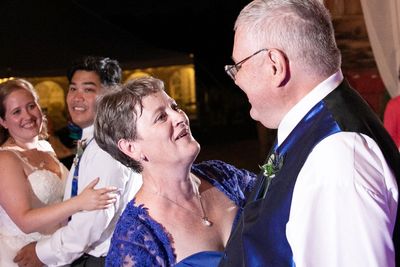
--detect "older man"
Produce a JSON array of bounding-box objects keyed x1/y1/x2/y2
[{"x1": 220, "y1": 1, "x2": 400, "y2": 266}]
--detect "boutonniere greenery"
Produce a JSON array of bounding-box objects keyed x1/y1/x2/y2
[
  {"x1": 73, "y1": 139, "x2": 87, "y2": 166},
  {"x1": 258, "y1": 152, "x2": 284, "y2": 199},
  {"x1": 77, "y1": 140, "x2": 88, "y2": 156},
  {"x1": 260, "y1": 152, "x2": 284, "y2": 179},
  {"x1": 258, "y1": 152, "x2": 284, "y2": 198}
]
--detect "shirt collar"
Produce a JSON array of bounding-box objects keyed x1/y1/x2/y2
[
  {"x1": 81, "y1": 125, "x2": 94, "y2": 141},
  {"x1": 277, "y1": 70, "x2": 344, "y2": 146}
]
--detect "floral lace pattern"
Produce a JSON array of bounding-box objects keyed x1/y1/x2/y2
[{"x1": 0, "y1": 146, "x2": 67, "y2": 267}]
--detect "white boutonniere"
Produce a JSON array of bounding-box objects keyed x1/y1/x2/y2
[
  {"x1": 259, "y1": 152, "x2": 284, "y2": 198},
  {"x1": 259, "y1": 152, "x2": 284, "y2": 178},
  {"x1": 73, "y1": 139, "x2": 87, "y2": 166}
]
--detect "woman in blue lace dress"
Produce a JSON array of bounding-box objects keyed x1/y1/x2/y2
[{"x1": 94, "y1": 76, "x2": 257, "y2": 267}]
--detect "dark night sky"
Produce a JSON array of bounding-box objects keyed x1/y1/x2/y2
[
  {"x1": 0, "y1": 0, "x2": 248, "y2": 78},
  {"x1": 79, "y1": 1, "x2": 244, "y2": 62},
  {"x1": 76, "y1": 0, "x2": 249, "y2": 86},
  {"x1": 76, "y1": 0, "x2": 257, "y2": 141},
  {"x1": 97, "y1": 0, "x2": 261, "y2": 156},
  {"x1": 0, "y1": 0, "x2": 257, "y2": 142}
]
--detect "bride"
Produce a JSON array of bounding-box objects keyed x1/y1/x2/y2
[{"x1": 0, "y1": 79, "x2": 116, "y2": 266}]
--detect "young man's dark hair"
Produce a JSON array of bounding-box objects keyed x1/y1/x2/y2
[
  {"x1": 14, "y1": 55, "x2": 142, "y2": 267},
  {"x1": 67, "y1": 56, "x2": 122, "y2": 86}
]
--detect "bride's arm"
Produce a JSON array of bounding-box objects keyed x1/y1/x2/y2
[{"x1": 0, "y1": 151, "x2": 117, "y2": 234}]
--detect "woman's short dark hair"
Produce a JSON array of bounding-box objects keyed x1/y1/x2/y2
[
  {"x1": 0, "y1": 79, "x2": 48, "y2": 145},
  {"x1": 94, "y1": 76, "x2": 164, "y2": 172}
]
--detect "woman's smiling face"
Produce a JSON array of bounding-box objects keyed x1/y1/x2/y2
[
  {"x1": 134, "y1": 90, "x2": 200, "y2": 166},
  {"x1": 0, "y1": 89, "x2": 43, "y2": 143}
]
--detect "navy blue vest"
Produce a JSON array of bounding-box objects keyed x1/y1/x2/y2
[{"x1": 219, "y1": 80, "x2": 400, "y2": 267}]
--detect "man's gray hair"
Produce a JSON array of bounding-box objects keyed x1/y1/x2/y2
[{"x1": 234, "y1": 0, "x2": 341, "y2": 77}]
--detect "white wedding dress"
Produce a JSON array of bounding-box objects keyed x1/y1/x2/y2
[{"x1": 0, "y1": 143, "x2": 68, "y2": 267}]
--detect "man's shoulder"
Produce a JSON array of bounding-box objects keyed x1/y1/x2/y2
[
  {"x1": 79, "y1": 140, "x2": 129, "y2": 172},
  {"x1": 83, "y1": 140, "x2": 114, "y2": 159}
]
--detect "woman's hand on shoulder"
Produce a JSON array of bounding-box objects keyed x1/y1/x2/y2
[{"x1": 76, "y1": 177, "x2": 118, "y2": 211}]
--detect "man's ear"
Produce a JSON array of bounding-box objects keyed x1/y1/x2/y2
[
  {"x1": 117, "y1": 139, "x2": 141, "y2": 161},
  {"x1": 268, "y1": 49, "x2": 289, "y2": 87}
]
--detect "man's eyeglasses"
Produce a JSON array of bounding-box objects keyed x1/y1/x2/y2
[{"x1": 224, "y1": 48, "x2": 269, "y2": 80}]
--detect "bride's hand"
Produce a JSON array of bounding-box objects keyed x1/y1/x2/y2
[{"x1": 76, "y1": 177, "x2": 118, "y2": 211}]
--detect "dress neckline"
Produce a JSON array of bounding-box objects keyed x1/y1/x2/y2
[{"x1": 0, "y1": 146, "x2": 64, "y2": 179}]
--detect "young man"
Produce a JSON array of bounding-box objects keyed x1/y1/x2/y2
[
  {"x1": 15, "y1": 56, "x2": 142, "y2": 266},
  {"x1": 220, "y1": 0, "x2": 399, "y2": 266}
]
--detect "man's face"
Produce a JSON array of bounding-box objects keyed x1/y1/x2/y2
[
  {"x1": 66, "y1": 70, "x2": 103, "y2": 128},
  {"x1": 232, "y1": 28, "x2": 281, "y2": 128}
]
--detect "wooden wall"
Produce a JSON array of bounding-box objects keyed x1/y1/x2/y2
[
  {"x1": 324, "y1": 0, "x2": 387, "y2": 116},
  {"x1": 324, "y1": 0, "x2": 374, "y2": 70}
]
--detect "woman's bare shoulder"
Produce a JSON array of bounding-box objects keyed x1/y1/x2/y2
[
  {"x1": 0, "y1": 149, "x2": 25, "y2": 173},
  {"x1": 0, "y1": 148, "x2": 20, "y2": 159}
]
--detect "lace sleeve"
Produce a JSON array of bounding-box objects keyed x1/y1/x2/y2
[
  {"x1": 106, "y1": 238, "x2": 166, "y2": 267},
  {"x1": 106, "y1": 202, "x2": 174, "y2": 267},
  {"x1": 192, "y1": 160, "x2": 257, "y2": 207}
]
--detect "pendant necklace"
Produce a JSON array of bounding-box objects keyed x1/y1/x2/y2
[
  {"x1": 149, "y1": 190, "x2": 213, "y2": 227},
  {"x1": 199, "y1": 195, "x2": 213, "y2": 227}
]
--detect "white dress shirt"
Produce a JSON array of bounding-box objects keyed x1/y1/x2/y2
[
  {"x1": 36, "y1": 125, "x2": 142, "y2": 266},
  {"x1": 280, "y1": 70, "x2": 398, "y2": 267}
]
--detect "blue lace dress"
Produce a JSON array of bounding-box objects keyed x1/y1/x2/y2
[{"x1": 105, "y1": 160, "x2": 256, "y2": 267}]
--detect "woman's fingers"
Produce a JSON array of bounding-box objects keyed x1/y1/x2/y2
[
  {"x1": 96, "y1": 192, "x2": 117, "y2": 208},
  {"x1": 82, "y1": 177, "x2": 122, "y2": 209},
  {"x1": 87, "y1": 177, "x2": 100, "y2": 188},
  {"x1": 96, "y1": 186, "x2": 119, "y2": 195}
]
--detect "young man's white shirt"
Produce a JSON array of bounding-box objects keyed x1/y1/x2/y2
[{"x1": 36, "y1": 125, "x2": 142, "y2": 266}]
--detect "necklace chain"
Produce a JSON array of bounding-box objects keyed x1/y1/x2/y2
[
  {"x1": 197, "y1": 195, "x2": 213, "y2": 227},
  {"x1": 149, "y1": 190, "x2": 213, "y2": 227}
]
